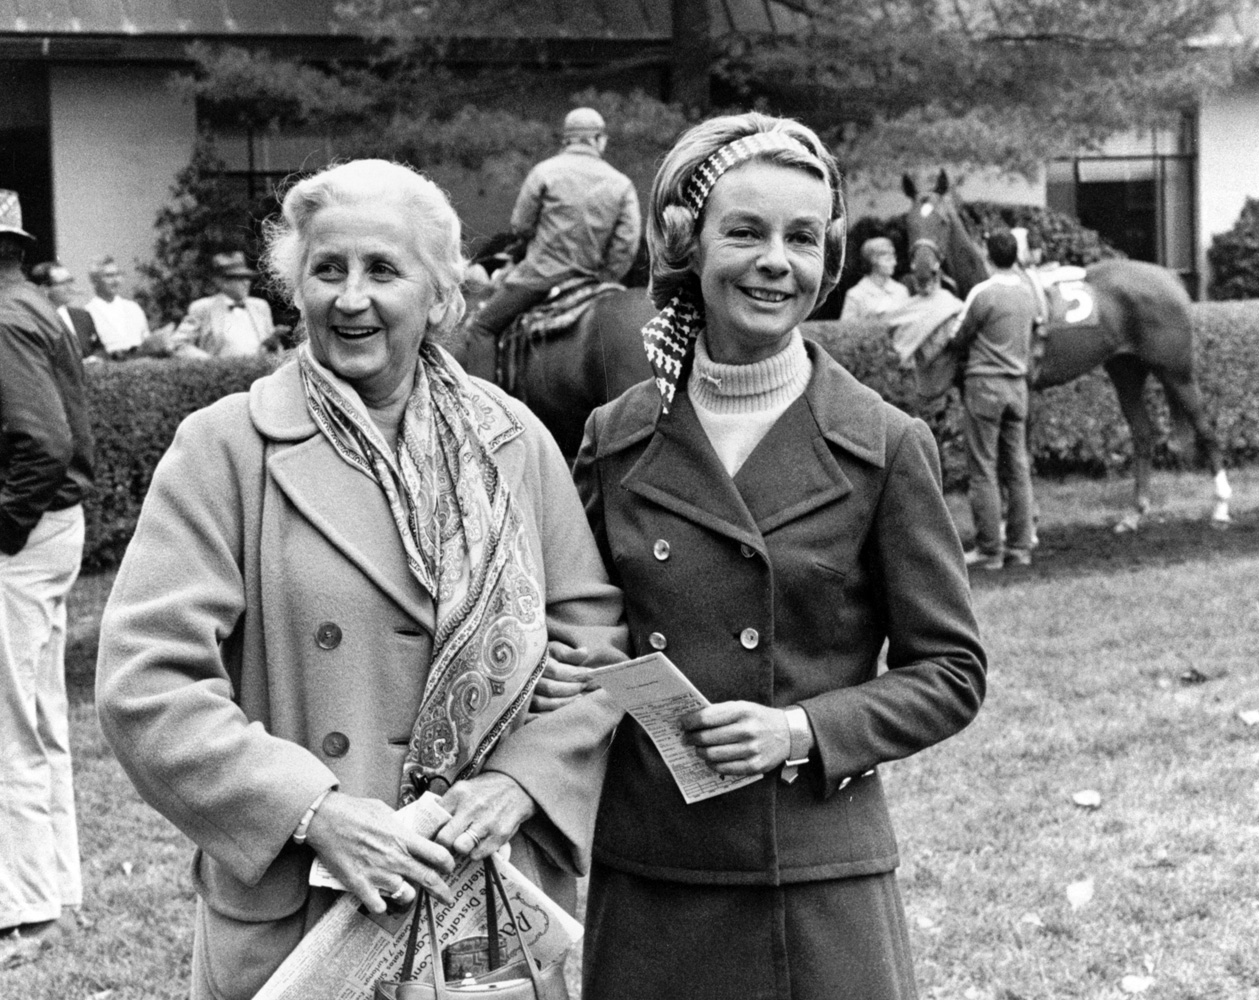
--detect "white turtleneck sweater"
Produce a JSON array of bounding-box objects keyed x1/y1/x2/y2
[{"x1": 687, "y1": 329, "x2": 812, "y2": 477}]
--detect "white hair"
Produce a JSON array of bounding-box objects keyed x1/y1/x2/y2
[{"x1": 263, "y1": 159, "x2": 467, "y2": 336}]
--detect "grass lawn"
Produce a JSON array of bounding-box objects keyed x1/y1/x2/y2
[{"x1": 5, "y1": 471, "x2": 1259, "y2": 998}]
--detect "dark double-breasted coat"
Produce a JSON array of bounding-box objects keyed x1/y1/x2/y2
[{"x1": 573, "y1": 341, "x2": 987, "y2": 1000}]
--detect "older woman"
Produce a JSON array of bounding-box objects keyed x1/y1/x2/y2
[
  {"x1": 96, "y1": 160, "x2": 624, "y2": 1000},
  {"x1": 572, "y1": 114, "x2": 987, "y2": 999}
]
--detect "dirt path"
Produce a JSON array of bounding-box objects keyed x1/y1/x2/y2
[{"x1": 967, "y1": 507, "x2": 1259, "y2": 587}]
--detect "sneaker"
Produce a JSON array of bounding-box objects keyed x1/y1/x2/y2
[
  {"x1": 1005, "y1": 548, "x2": 1032, "y2": 567},
  {"x1": 964, "y1": 548, "x2": 1004, "y2": 570}
]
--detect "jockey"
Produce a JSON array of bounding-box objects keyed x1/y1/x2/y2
[{"x1": 464, "y1": 107, "x2": 642, "y2": 379}]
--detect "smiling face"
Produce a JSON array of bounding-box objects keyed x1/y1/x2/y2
[
  {"x1": 693, "y1": 160, "x2": 831, "y2": 365},
  {"x1": 297, "y1": 197, "x2": 445, "y2": 409}
]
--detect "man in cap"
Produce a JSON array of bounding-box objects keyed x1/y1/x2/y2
[
  {"x1": 464, "y1": 106, "x2": 642, "y2": 379},
  {"x1": 29, "y1": 262, "x2": 105, "y2": 361},
  {"x1": 840, "y1": 236, "x2": 909, "y2": 321},
  {"x1": 84, "y1": 255, "x2": 151, "y2": 356},
  {"x1": 169, "y1": 250, "x2": 277, "y2": 358},
  {"x1": 0, "y1": 191, "x2": 94, "y2": 966}
]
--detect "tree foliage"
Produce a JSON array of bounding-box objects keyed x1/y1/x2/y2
[
  {"x1": 1207, "y1": 197, "x2": 1259, "y2": 300},
  {"x1": 718, "y1": 0, "x2": 1244, "y2": 178},
  {"x1": 178, "y1": 0, "x2": 1249, "y2": 184}
]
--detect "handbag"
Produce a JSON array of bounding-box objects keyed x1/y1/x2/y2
[{"x1": 374, "y1": 857, "x2": 570, "y2": 1000}]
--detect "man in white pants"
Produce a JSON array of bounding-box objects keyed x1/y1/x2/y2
[{"x1": 0, "y1": 191, "x2": 95, "y2": 966}]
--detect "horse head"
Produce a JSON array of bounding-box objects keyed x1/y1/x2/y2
[{"x1": 902, "y1": 170, "x2": 988, "y2": 297}]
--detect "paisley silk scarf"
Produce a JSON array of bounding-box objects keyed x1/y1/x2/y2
[{"x1": 298, "y1": 342, "x2": 548, "y2": 804}]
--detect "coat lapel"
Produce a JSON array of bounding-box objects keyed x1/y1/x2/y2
[
  {"x1": 733, "y1": 395, "x2": 853, "y2": 535},
  {"x1": 252, "y1": 365, "x2": 435, "y2": 630},
  {"x1": 621, "y1": 391, "x2": 762, "y2": 547}
]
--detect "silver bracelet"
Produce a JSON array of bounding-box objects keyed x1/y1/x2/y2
[{"x1": 292, "y1": 788, "x2": 334, "y2": 845}]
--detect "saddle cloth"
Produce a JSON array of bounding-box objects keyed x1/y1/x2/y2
[
  {"x1": 497, "y1": 277, "x2": 624, "y2": 396},
  {"x1": 516, "y1": 277, "x2": 624, "y2": 340}
]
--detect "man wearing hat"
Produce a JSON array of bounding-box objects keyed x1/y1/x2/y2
[
  {"x1": 30, "y1": 262, "x2": 105, "y2": 361},
  {"x1": 840, "y1": 236, "x2": 909, "y2": 321},
  {"x1": 169, "y1": 250, "x2": 276, "y2": 358},
  {"x1": 0, "y1": 191, "x2": 94, "y2": 966},
  {"x1": 465, "y1": 106, "x2": 642, "y2": 379}
]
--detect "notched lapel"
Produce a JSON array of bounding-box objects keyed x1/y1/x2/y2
[
  {"x1": 268, "y1": 438, "x2": 435, "y2": 631},
  {"x1": 734, "y1": 397, "x2": 853, "y2": 534},
  {"x1": 621, "y1": 394, "x2": 762, "y2": 547}
]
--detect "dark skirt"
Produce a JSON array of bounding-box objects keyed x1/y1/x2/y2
[{"x1": 582, "y1": 863, "x2": 917, "y2": 1000}]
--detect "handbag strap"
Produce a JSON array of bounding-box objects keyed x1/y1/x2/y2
[
  {"x1": 392, "y1": 856, "x2": 548, "y2": 999},
  {"x1": 482, "y1": 856, "x2": 549, "y2": 997}
]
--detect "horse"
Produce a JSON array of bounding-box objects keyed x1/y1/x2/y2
[
  {"x1": 902, "y1": 170, "x2": 1231, "y2": 531},
  {"x1": 452, "y1": 283, "x2": 657, "y2": 460}
]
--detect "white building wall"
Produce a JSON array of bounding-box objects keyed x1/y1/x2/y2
[
  {"x1": 48, "y1": 64, "x2": 195, "y2": 311},
  {"x1": 1198, "y1": 83, "x2": 1259, "y2": 291}
]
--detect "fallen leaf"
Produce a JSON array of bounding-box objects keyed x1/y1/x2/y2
[
  {"x1": 1239, "y1": 710, "x2": 1259, "y2": 726},
  {"x1": 1019, "y1": 912, "x2": 1044, "y2": 928},
  {"x1": 121, "y1": 861, "x2": 133, "y2": 877},
  {"x1": 1120, "y1": 975, "x2": 1155, "y2": 993},
  {"x1": 1067, "y1": 877, "x2": 1094, "y2": 909},
  {"x1": 1072, "y1": 789, "x2": 1102, "y2": 809},
  {"x1": 915, "y1": 915, "x2": 936, "y2": 929},
  {"x1": 1156, "y1": 677, "x2": 1172, "y2": 690},
  {"x1": 963, "y1": 988, "x2": 982, "y2": 1000}
]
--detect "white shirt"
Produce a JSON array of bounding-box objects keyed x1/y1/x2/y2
[
  {"x1": 220, "y1": 303, "x2": 265, "y2": 357},
  {"x1": 86, "y1": 296, "x2": 149, "y2": 352}
]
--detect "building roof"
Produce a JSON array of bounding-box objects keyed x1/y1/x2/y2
[{"x1": 0, "y1": 0, "x2": 806, "y2": 39}]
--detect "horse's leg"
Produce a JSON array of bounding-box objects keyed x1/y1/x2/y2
[
  {"x1": 1156, "y1": 372, "x2": 1231, "y2": 525},
  {"x1": 1103, "y1": 355, "x2": 1155, "y2": 532}
]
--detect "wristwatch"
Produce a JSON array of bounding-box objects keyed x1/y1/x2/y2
[{"x1": 780, "y1": 705, "x2": 814, "y2": 784}]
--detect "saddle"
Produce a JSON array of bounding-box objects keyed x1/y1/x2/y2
[{"x1": 498, "y1": 277, "x2": 623, "y2": 395}]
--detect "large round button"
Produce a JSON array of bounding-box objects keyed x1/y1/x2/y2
[
  {"x1": 739, "y1": 628, "x2": 760, "y2": 650},
  {"x1": 653, "y1": 539, "x2": 671, "y2": 561},
  {"x1": 321, "y1": 732, "x2": 350, "y2": 757},
  {"x1": 315, "y1": 622, "x2": 342, "y2": 649},
  {"x1": 739, "y1": 543, "x2": 756, "y2": 559},
  {"x1": 648, "y1": 632, "x2": 668, "y2": 650}
]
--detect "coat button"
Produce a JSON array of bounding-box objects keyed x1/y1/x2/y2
[
  {"x1": 315, "y1": 622, "x2": 342, "y2": 649},
  {"x1": 739, "y1": 543, "x2": 755, "y2": 559},
  {"x1": 322, "y1": 732, "x2": 350, "y2": 757},
  {"x1": 653, "y1": 539, "x2": 671, "y2": 561},
  {"x1": 740, "y1": 628, "x2": 760, "y2": 650},
  {"x1": 648, "y1": 632, "x2": 668, "y2": 650}
]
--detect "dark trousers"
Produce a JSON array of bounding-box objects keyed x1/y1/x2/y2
[{"x1": 463, "y1": 283, "x2": 548, "y2": 381}]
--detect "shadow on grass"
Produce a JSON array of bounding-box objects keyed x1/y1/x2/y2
[{"x1": 969, "y1": 505, "x2": 1259, "y2": 588}]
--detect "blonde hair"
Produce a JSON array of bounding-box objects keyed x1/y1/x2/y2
[
  {"x1": 263, "y1": 159, "x2": 467, "y2": 337},
  {"x1": 647, "y1": 112, "x2": 846, "y2": 309}
]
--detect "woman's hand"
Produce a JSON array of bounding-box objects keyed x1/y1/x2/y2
[
  {"x1": 435, "y1": 772, "x2": 537, "y2": 861},
  {"x1": 681, "y1": 701, "x2": 792, "y2": 776},
  {"x1": 530, "y1": 641, "x2": 594, "y2": 714},
  {"x1": 303, "y1": 791, "x2": 456, "y2": 914}
]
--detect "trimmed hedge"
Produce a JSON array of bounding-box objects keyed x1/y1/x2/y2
[
  {"x1": 82, "y1": 355, "x2": 281, "y2": 572},
  {"x1": 805, "y1": 299, "x2": 1259, "y2": 491},
  {"x1": 76, "y1": 301, "x2": 1259, "y2": 569}
]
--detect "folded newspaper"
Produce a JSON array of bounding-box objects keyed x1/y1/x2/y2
[
  {"x1": 587, "y1": 652, "x2": 762, "y2": 804},
  {"x1": 255, "y1": 793, "x2": 581, "y2": 1000}
]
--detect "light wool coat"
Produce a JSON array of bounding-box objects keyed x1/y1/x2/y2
[{"x1": 96, "y1": 360, "x2": 625, "y2": 1000}]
